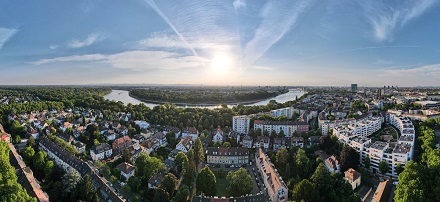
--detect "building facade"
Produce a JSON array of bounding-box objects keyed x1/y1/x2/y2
[
  {"x1": 232, "y1": 115, "x2": 251, "y2": 134},
  {"x1": 206, "y1": 147, "x2": 249, "y2": 165}
]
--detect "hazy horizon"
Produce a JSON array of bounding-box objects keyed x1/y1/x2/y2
[{"x1": 1, "y1": 0, "x2": 440, "y2": 86}]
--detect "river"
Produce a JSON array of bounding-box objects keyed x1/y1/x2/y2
[{"x1": 103, "y1": 89, "x2": 306, "y2": 109}]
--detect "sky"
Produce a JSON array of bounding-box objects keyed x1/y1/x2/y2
[{"x1": 1, "y1": 0, "x2": 440, "y2": 87}]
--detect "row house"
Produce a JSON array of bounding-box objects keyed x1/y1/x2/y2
[
  {"x1": 255, "y1": 148, "x2": 288, "y2": 202},
  {"x1": 254, "y1": 120, "x2": 309, "y2": 137},
  {"x1": 206, "y1": 147, "x2": 249, "y2": 165},
  {"x1": 181, "y1": 127, "x2": 198, "y2": 141},
  {"x1": 254, "y1": 136, "x2": 270, "y2": 150},
  {"x1": 175, "y1": 136, "x2": 193, "y2": 153}
]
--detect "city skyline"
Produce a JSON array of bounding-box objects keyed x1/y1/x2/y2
[{"x1": 1, "y1": 0, "x2": 440, "y2": 86}]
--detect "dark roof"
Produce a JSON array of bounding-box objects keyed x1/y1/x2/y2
[
  {"x1": 207, "y1": 147, "x2": 249, "y2": 156},
  {"x1": 116, "y1": 162, "x2": 135, "y2": 174},
  {"x1": 90, "y1": 143, "x2": 111, "y2": 153}
]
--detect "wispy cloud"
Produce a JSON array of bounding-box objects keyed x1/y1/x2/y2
[
  {"x1": 377, "y1": 64, "x2": 440, "y2": 86},
  {"x1": 233, "y1": 0, "x2": 246, "y2": 9},
  {"x1": 243, "y1": 0, "x2": 315, "y2": 66},
  {"x1": 68, "y1": 33, "x2": 103, "y2": 48},
  {"x1": 0, "y1": 27, "x2": 19, "y2": 49},
  {"x1": 359, "y1": 0, "x2": 438, "y2": 41},
  {"x1": 49, "y1": 45, "x2": 59, "y2": 50},
  {"x1": 30, "y1": 51, "x2": 207, "y2": 70}
]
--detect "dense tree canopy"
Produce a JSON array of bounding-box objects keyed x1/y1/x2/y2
[
  {"x1": 226, "y1": 168, "x2": 253, "y2": 197},
  {"x1": 196, "y1": 166, "x2": 217, "y2": 196},
  {"x1": 0, "y1": 141, "x2": 36, "y2": 202}
]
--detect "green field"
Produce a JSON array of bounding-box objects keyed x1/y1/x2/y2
[{"x1": 213, "y1": 171, "x2": 229, "y2": 197}]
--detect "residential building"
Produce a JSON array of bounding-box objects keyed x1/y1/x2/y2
[
  {"x1": 112, "y1": 136, "x2": 133, "y2": 154},
  {"x1": 255, "y1": 148, "x2": 288, "y2": 202},
  {"x1": 344, "y1": 168, "x2": 361, "y2": 190},
  {"x1": 90, "y1": 143, "x2": 112, "y2": 161},
  {"x1": 351, "y1": 84, "x2": 358, "y2": 92},
  {"x1": 232, "y1": 115, "x2": 251, "y2": 134},
  {"x1": 206, "y1": 147, "x2": 249, "y2": 165},
  {"x1": 116, "y1": 162, "x2": 135, "y2": 180},
  {"x1": 212, "y1": 128, "x2": 224, "y2": 143},
  {"x1": 240, "y1": 135, "x2": 253, "y2": 148},
  {"x1": 315, "y1": 150, "x2": 340, "y2": 173},
  {"x1": 73, "y1": 141, "x2": 86, "y2": 154},
  {"x1": 254, "y1": 136, "x2": 270, "y2": 150},
  {"x1": 181, "y1": 127, "x2": 199, "y2": 141},
  {"x1": 148, "y1": 172, "x2": 164, "y2": 189},
  {"x1": 175, "y1": 136, "x2": 193, "y2": 153},
  {"x1": 254, "y1": 120, "x2": 309, "y2": 137}
]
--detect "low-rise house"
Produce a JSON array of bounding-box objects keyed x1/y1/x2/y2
[
  {"x1": 315, "y1": 150, "x2": 341, "y2": 173},
  {"x1": 344, "y1": 168, "x2": 361, "y2": 190},
  {"x1": 112, "y1": 136, "x2": 133, "y2": 154},
  {"x1": 241, "y1": 135, "x2": 253, "y2": 148},
  {"x1": 73, "y1": 141, "x2": 86, "y2": 154},
  {"x1": 181, "y1": 127, "x2": 198, "y2": 141},
  {"x1": 134, "y1": 120, "x2": 150, "y2": 129},
  {"x1": 152, "y1": 132, "x2": 167, "y2": 147},
  {"x1": 206, "y1": 147, "x2": 249, "y2": 165},
  {"x1": 141, "y1": 139, "x2": 154, "y2": 155},
  {"x1": 132, "y1": 134, "x2": 145, "y2": 144},
  {"x1": 59, "y1": 133, "x2": 74, "y2": 144},
  {"x1": 212, "y1": 128, "x2": 224, "y2": 143},
  {"x1": 61, "y1": 122, "x2": 73, "y2": 132},
  {"x1": 308, "y1": 136, "x2": 321, "y2": 146},
  {"x1": 27, "y1": 127, "x2": 39, "y2": 139},
  {"x1": 148, "y1": 172, "x2": 165, "y2": 189},
  {"x1": 175, "y1": 136, "x2": 193, "y2": 153},
  {"x1": 164, "y1": 126, "x2": 180, "y2": 139},
  {"x1": 273, "y1": 138, "x2": 289, "y2": 151},
  {"x1": 90, "y1": 143, "x2": 113, "y2": 161},
  {"x1": 116, "y1": 162, "x2": 135, "y2": 180},
  {"x1": 291, "y1": 137, "x2": 304, "y2": 147},
  {"x1": 116, "y1": 125, "x2": 128, "y2": 136},
  {"x1": 254, "y1": 136, "x2": 270, "y2": 150},
  {"x1": 104, "y1": 129, "x2": 116, "y2": 141}
]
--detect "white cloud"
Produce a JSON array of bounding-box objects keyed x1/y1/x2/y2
[
  {"x1": 0, "y1": 27, "x2": 18, "y2": 49},
  {"x1": 68, "y1": 33, "x2": 103, "y2": 48},
  {"x1": 30, "y1": 54, "x2": 106, "y2": 65},
  {"x1": 378, "y1": 64, "x2": 440, "y2": 86},
  {"x1": 359, "y1": 0, "x2": 438, "y2": 41},
  {"x1": 49, "y1": 45, "x2": 59, "y2": 50},
  {"x1": 30, "y1": 51, "x2": 207, "y2": 70},
  {"x1": 233, "y1": 0, "x2": 246, "y2": 9},
  {"x1": 250, "y1": 65, "x2": 274, "y2": 70},
  {"x1": 243, "y1": 0, "x2": 315, "y2": 66}
]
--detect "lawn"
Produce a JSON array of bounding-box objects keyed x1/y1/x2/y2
[{"x1": 213, "y1": 171, "x2": 229, "y2": 197}]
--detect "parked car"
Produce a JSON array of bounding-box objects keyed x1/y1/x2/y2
[{"x1": 393, "y1": 181, "x2": 398, "y2": 185}]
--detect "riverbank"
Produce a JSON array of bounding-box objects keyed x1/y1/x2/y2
[
  {"x1": 128, "y1": 91, "x2": 276, "y2": 106},
  {"x1": 103, "y1": 89, "x2": 306, "y2": 108}
]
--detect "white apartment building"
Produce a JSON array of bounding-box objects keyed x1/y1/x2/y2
[
  {"x1": 331, "y1": 113, "x2": 415, "y2": 177},
  {"x1": 271, "y1": 107, "x2": 297, "y2": 119},
  {"x1": 232, "y1": 116, "x2": 251, "y2": 134},
  {"x1": 254, "y1": 120, "x2": 309, "y2": 137}
]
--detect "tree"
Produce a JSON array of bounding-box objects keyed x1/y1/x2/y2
[
  {"x1": 175, "y1": 185, "x2": 190, "y2": 202},
  {"x1": 213, "y1": 140, "x2": 222, "y2": 147},
  {"x1": 394, "y1": 161, "x2": 426, "y2": 202},
  {"x1": 101, "y1": 164, "x2": 111, "y2": 177},
  {"x1": 276, "y1": 148, "x2": 288, "y2": 166},
  {"x1": 28, "y1": 135, "x2": 35, "y2": 147},
  {"x1": 122, "y1": 148, "x2": 130, "y2": 162},
  {"x1": 379, "y1": 160, "x2": 389, "y2": 174},
  {"x1": 194, "y1": 138, "x2": 204, "y2": 165},
  {"x1": 364, "y1": 156, "x2": 371, "y2": 170},
  {"x1": 44, "y1": 160, "x2": 54, "y2": 180},
  {"x1": 78, "y1": 175, "x2": 99, "y2": 202},
  {"x1": 135, "y1": 153, "x2": 166, "y2": 183},
  {"x1": 174, "y1": 152, "x2": 188, "y2": 173},
  {"x1": 292, "y1": 179, "x2": 321, "y2": 202},
  {"x1": 33, "y1": 151, "x2": 47, "y2": 172},
  {"x1": 222, "y1": 142, "x2": 231, "y2": 148},
  {"x1": 62, "y1": 169, "x2": 81, "y2": 200},
  {"x1": 23, "y1": 146, "x2": 35, "y2": 164},
  {"x1": 161, "y1": 173, "x2": 179, "y2": 196},
  {"x1": 278, "y1": 129, "x2": 285, "y2": 138},
  {"x1": 395, "y1": 163, "x2": 404, "y2": 175},
  {"x1": 310, "y1": 163, "x2": 334, "y2": 201},
  {"x1": 296, "y1": 149, "x2": 311, "y2": 179},
  {"x1": 0, "y1": 141, "x2": 36, "y2": 202},
  {"x1": 196, "y1": 167, "x2": 217, "y2": 196},
  {"x1": 340, "y1": 145, "x2": 360, "y2": 172},
  {"x1": 226, "y1": 168, "x2": 253, "y2": 197},
  {"x1": 154, "y1": 188, "x2": 170, "y2": 202}
]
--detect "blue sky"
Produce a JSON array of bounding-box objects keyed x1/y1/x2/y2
[{"x1": 1, "y1": 0, "x2": 440, "y2": 86}]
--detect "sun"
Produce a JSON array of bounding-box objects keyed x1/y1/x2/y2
[{"x1": 209, "y1": 52, "x2": 234, "y2": 75}]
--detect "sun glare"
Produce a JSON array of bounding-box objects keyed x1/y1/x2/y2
[{"x1": 209, "y1": 52, "x2": 234, "y2": 75}]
